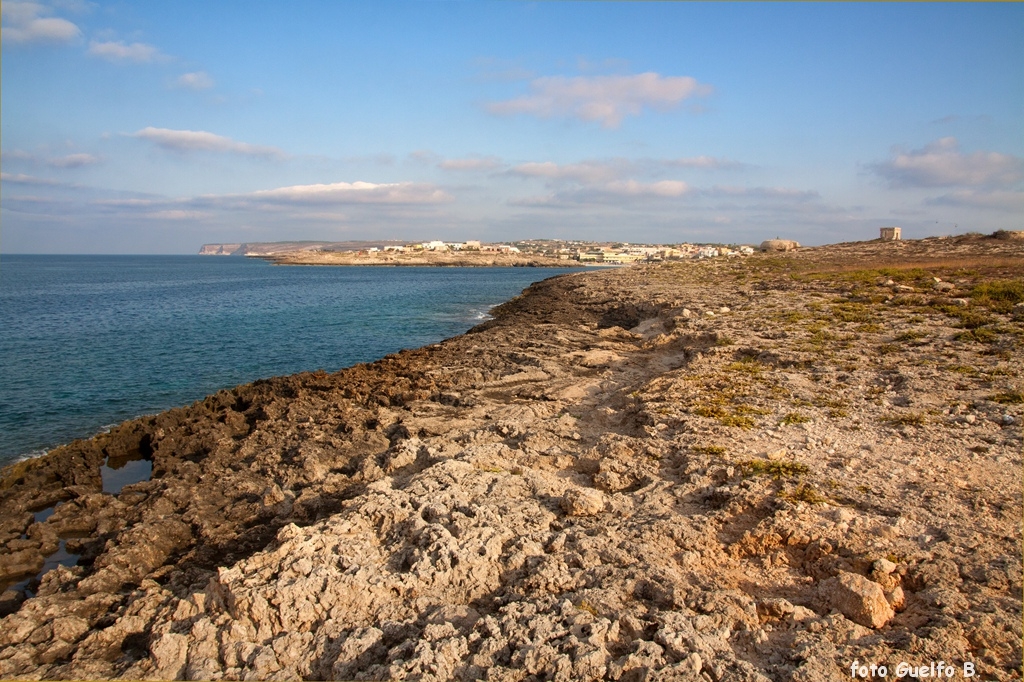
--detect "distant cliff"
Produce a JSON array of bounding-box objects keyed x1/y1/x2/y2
[
  {"x1": 199, "y1": 240, "x2": 408, "y2": 256},
  {"x1": 198, "y1": 243, "x2": 245, "y2": 255}
]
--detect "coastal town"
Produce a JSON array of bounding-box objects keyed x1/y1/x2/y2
[
  {"x1": 377, "y1": 239, "x2": 761, "y2": 263},
  {"x1": 199, "y1": 238, "x2": 775, "y2": 264}
]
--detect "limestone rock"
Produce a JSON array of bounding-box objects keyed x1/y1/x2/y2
[
  {"x1": 560, "y1": 488, "x2": 605, "y2": 516},
  {"x1": 759, "y1": 239, "x2": 800, "y2": 252},
  {"x1": 577, "y1": 350, "x2": 622, "y2": 368},
  {"x1": 821, "y1": 571, "x2": 895, "y2": 628},
  {"x1": 149, "y1": 633, "x2": 189, "y2": 679}
]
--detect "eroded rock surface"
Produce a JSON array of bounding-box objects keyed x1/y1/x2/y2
[{"x1": 1, "y1": 234, "x2": 1021, "y2": 680}]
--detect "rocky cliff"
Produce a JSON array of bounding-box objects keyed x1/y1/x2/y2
[
  {"x1": 198, "y1": 244, "x2": 245, "y2": 256},
  {"x1": 198, "y1": 241, "x2": 413, "y2": 257},
  {"x1": 1, "y1": 235, "x2": 1021, "y2": 681}
]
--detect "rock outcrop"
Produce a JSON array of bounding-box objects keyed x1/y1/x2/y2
[
  {"x1": 759, "y1": 239, "x2": 801, "y2": 252},
  {"x1": 1, "y1": 234, "x2": 1021, "y2": 680}
]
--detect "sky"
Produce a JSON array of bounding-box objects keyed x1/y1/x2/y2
[{"x1": 2, "y1": 2, "x2": 1022, "y2": 254}]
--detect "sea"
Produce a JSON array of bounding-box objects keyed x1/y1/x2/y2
[{"x1": 0, "y1": 255, "x2": 578, "y2": 467}]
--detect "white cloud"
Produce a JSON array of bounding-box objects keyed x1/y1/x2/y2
[
  {"x1": 508, "y1": 157, "x2": 742, "y2": 185},
  {"x1": 872, "y1": 137, "x2": 1023, "y2": 188},
  {"x1": 1, "y1": 2, "x2": 81, "y2": 44},
  {"x1": 926, "y1": 189, "x2": 1024, "y2": 212},
  {"x1": 665, "y1": 156, "x2": 745, "y2": 170},
  {"x1": 48, "y1": 152, "x2": 98, "y2": 168},
  {"x1": 92, "y1": 198, "x2": 165, "y2": 208},
  {"x1": 507, "y1": 158, "x2": 747, "y2": 205},
  {"x1": 1, "y1": 172, "x2": 62, "y2": 186},
  {"x1": 438, "y1": 157, "x2": 502, "y2": 172},
  {"x1": 508, "y1": 161, "x2": 619, "y2": 184},
  {"x1": 131, "y1": 127, "x2": 284, "y2": 159},
  {"x1": 144, "y1": 209, "x2": 211, "y2": 220},
  {"x1": 88, "y1": 40, "x2": 165, "y2": 63},
  {"x1": 89, "y1": 181, "x2": 451, "y2": 211},
  {"x1": 604, "y1": 180, "x2": 690, "y2": 197},
  {"x1": 175, "y1": 71, "x2": 214, "y2": 90},
  {"x1": 237, "y1": 181, "x2": 451, "y2": 205},
  {"x1": 704, "y1": 186, "x2": 819, "y2": 201},
  {"x1": 512, "y1": 179, "x2": 691, "y2": 207},
  {"x1": 486, "y1": 72, "x2": 711, "y2": 129},
  {"x1": 511, "y1": 179, "x2": 823, "y2": 210}
]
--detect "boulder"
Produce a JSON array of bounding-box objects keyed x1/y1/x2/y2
[
  {"x1": 560, "y1": 488, "x2": 606, "y2": 516},
  {"x1": 992, "y1": 230, "x2": 1024, "y2": 241},
  {"x1": 820, "y1": 571, "x2": 895, "y2": 629},
  {"x1": 759, "y1": 239, "x2": 800, "y2": 252}
]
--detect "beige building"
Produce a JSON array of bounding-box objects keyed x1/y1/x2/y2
[{"x1": 880, "y1": 226, "x2": 901, "y2": 241}]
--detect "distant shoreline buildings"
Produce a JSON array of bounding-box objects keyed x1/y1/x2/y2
[{"x1": 398, "y1": 240, "x2": 762, "y2": 263}]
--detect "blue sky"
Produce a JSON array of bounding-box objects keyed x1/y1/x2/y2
[{"x1": 2, "y1": 2, "x2": 1022, "y2": 253}]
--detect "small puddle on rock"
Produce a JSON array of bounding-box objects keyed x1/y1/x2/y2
[
  {"x1": 3, "y1": 540, "x2": 81, "y2": 603},
  {"x1": 40, "y1": 539, "x2": 80, "y2": 575},
  {"x1": 33, "y1": 506, "x2": 56, "y2": 523},
  {"x1": 101, "y1": 455, "x2": 153, "y2": 495}
]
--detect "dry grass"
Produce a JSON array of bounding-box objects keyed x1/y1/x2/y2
[
  {"x1": 739, "y1": 459, "x2": 810, "y2": 478},
  {"x1": 988, "y1": 391, "x2": 1024, "y2": 405},
  {"x1": 691, "y1": 445, "x2": 727, "y2": 456},
  {"x1": 885, "y1": 413, "x2": 927, "y2": 427},
  {"x1": 779, "y1": 482, "x2": 830, "y2": 505}
]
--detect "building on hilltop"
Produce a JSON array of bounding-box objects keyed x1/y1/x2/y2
[{"x1": 880, "y1": 226, "x2": 901, "y2": 241}]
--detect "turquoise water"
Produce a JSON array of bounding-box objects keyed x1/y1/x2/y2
[{"x1": 0, "y1": 255, "x2": 575, "y2": 465}]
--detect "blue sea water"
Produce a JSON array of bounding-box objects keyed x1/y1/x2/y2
[{"x1": 0, "y1": 255, "x2": 576, "y2": 466}]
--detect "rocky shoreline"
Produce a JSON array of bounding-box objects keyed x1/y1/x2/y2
[{"x1": 0, "y1": 235, "x2": 1021, "y2": 680}]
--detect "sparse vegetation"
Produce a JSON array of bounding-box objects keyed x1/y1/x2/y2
[
  {"x1": 988, "y1": 391, "x2": 1024, "y2": 405},
  {"x1": 691, "y1": 445, "x2": 727, "y2": 456},
  {"x1": 895, "y1": 330, "x2": 927, "y2": 342},
  {"x1": 954, "y1": 327, "x2": 998, "y2": 344},
  {"x1": 971, "y1": 279, "x2": 1024, "y2": 313},
  {"x1": 830, "y1": 302, "x2": 873, "y2": 323},
  {"x1": 725, "y1": 358, "x2": 765, "y2": 375},
  {"x1": 944, "y1": 364, "x2": 979, "y2": 375},
  {"x1": 695, "y1": 404, "x2": 756, "y2": 429},
  {"x1": 885, "y1": 413, "x2": 927, "y2": 427},
  {"x1": 780, "y1": 412, "x2": 811, "y2": 425},
  {"x1": 780, "y1": 482, "x2": 830, "y2": 505},
  {"x1": 739, "y1": 459, "x2": 810, "y2": 478}
]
